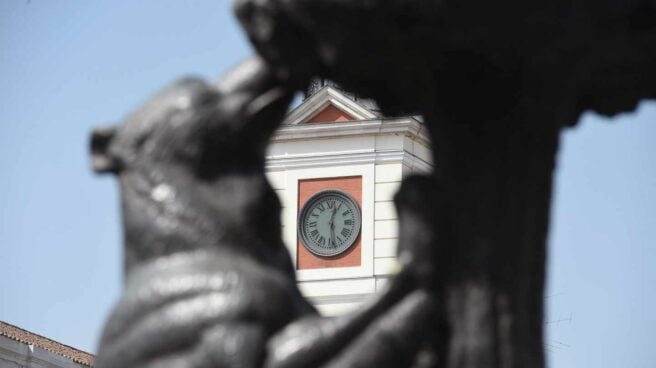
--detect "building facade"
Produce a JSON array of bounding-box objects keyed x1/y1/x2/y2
[
  {"x1": 266, "y1": 86, "x2": 433, "y2": 316},
  {"x1": 0, "y1": 322, "x2": 93, "y2": 368}
]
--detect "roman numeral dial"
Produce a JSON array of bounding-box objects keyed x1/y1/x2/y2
[{"x1": 299, "y1": 189, "x2": 361, "y2": 257}]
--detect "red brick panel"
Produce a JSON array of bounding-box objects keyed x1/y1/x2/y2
[
  {"x1": 297, "y1": 176, "x2": 362, "y2": 270},
  {"x1": 306, "y1": 104, "x2": 355, "y2": 123}
]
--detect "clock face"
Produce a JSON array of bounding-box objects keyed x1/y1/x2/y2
[{"x1": 298, "y1": 190, "x2": 361, "y2": 257}]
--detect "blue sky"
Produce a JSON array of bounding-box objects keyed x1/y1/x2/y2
[{"x1": 1, "y1": 1, "x2": 654, "y2": 367}]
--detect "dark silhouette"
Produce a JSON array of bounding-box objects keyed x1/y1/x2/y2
[{"x1": 93, "y1": 0, "x2": 656, "y2": 366}]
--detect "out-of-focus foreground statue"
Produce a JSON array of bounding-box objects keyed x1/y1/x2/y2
[{"x1": 92, "y1": 1, "x2": 656, "y2": 367}]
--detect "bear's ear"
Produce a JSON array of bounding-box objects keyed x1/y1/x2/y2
[{"x1": 90, "y1": 126, "x2": 119, "y2": 174}]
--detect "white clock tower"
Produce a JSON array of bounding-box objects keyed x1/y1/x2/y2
[{"x1": 266, "y1": 85, "x2": 433, "y2": 316}]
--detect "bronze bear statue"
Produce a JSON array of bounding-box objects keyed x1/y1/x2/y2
[{"x1": 92, "y1": 56, "x2": 437, "y2": 368}]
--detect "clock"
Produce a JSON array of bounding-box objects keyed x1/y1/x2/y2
[{"x1": 298, "y1": 189, "x2": 361, "y2": 257}]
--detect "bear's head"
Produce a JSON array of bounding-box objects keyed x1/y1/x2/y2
[{"x1": 90, "y1": 57, "x2": 295, "y2": 276}]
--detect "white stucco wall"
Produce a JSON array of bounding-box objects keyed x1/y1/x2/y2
[{"x1": 266, "y1": 117, "x2": 432, "y2": 316}]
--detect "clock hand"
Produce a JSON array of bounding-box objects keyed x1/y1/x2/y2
[{"x1": 330, "y1": 207, "x2": 337, "y2": 246}]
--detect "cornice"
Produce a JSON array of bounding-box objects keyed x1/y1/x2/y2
[
  {"x1": 265, "y1": 148, "x2": 432, "y2": 171},
  {"x1": 271, "y1": 117, "x2": 431, "y2": 147},
  {"x1": 305, "y1": 292, "x2": 371, "y2": 305}
]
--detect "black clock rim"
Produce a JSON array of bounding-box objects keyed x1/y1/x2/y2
[{"x1": 298, "y1": 189, "x2": 362, "y2": 257}]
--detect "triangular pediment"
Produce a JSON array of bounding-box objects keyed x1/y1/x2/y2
[
  {"x1": 306, "y1": 104, "x2": 355, "y2": 123},
  {"x1": 283, "y1": 86, "x2": 378, "y2": 125}
]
